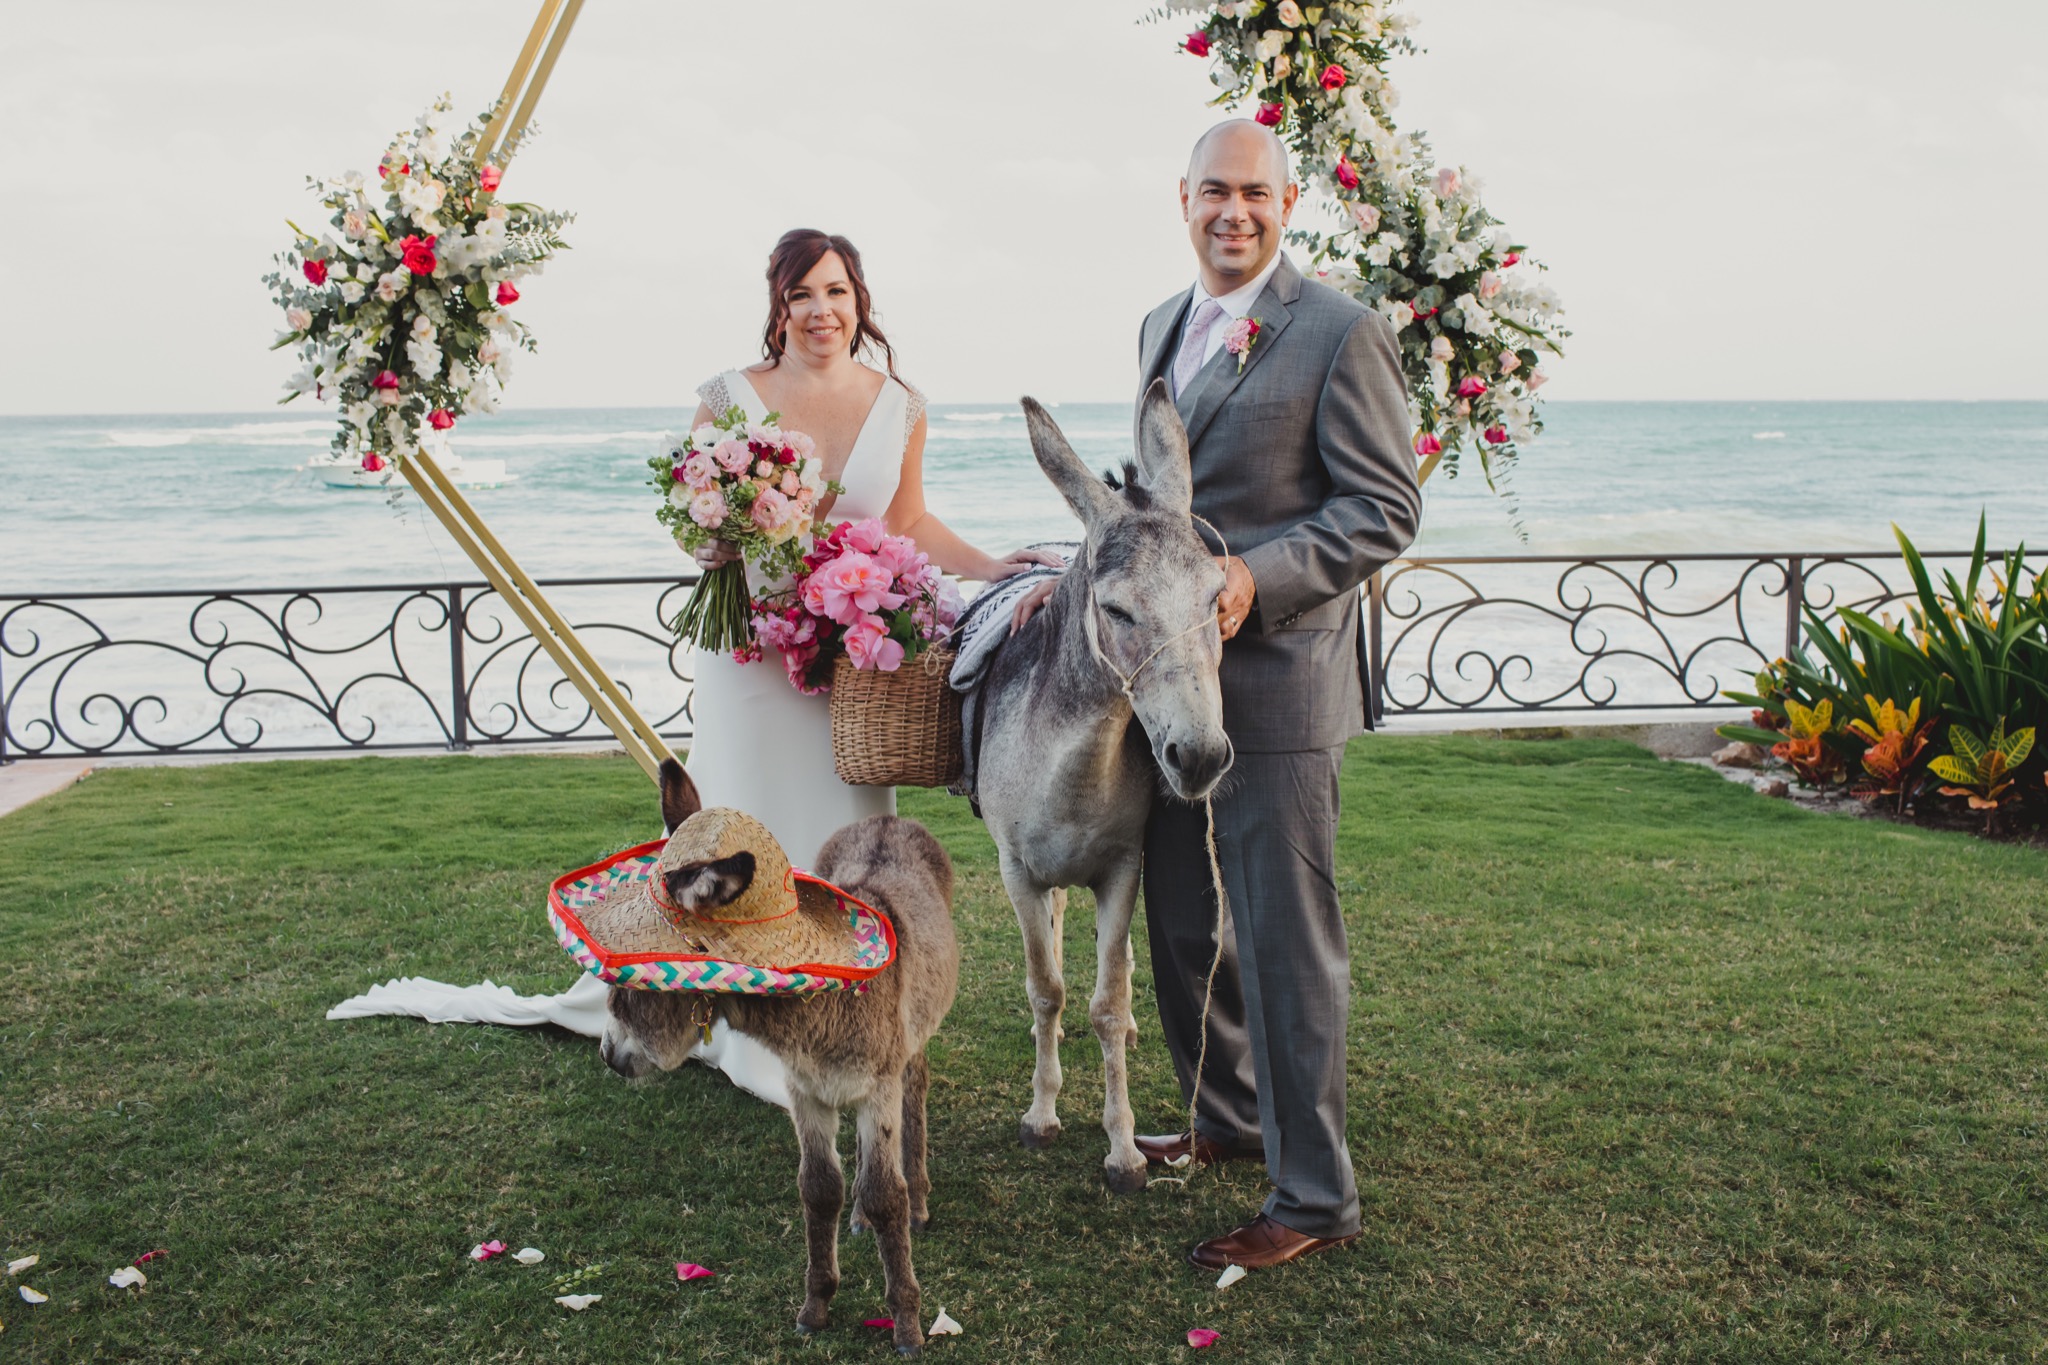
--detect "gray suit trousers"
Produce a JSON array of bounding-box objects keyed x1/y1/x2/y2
[{"x1": 1143, "y1": 743, "x2": 1360, "y2": 1239}]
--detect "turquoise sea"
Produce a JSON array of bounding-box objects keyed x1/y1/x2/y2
[{"x1": 4, "y1": 401, "x2": 2045, "y2": 595}]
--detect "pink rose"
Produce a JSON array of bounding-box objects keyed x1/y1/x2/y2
[
  {"x1": 1526, "y1": 370, "x2": 1549, "y2": 391},
  {"x1": 1477, "y1": 270, "x2": 1502, "y2": 300},
  {"x1": 1223, "y1": 316, "x2": 1261, "y2": 358},
  {"x1": 844, "y1": 518, "x2": 889, "y2": 556},
  {"x1": 479, "y1": 163, "x2": 503, "y2": 193},
  {"x1": 1184, "y1": 31, "x2": 1211, "y2": 57},
  {"x1": 751, "y1": 487, "x2": 791, "y2": 533},
  {"x1": 871, "y1": 534, "x2": 926, "y2": 583},
  {"x1": 360, "y1": 452, "x2": 386, "y2": 472},
  {"x1": 1335, "y1": 157, "x2": 1360, "y2": 191},
  {"x1": 1433, "y1": 168, "x2": 1461, "y2": 199},
  {"x1": 1255, "y1": 103, "x2": 1284, "y2": 129},
  {"x1": 1320, "y1": 64, "x2": 1347, "y2": 91},
  {"x1": 679, "y1": 451, "x2": 718, "y2": 491},
  {"x1": 753, "y1": 459, "x2": 775, "y2": 479},
  {"x1": 428, "y1": 409, "x2": 455, "y2": 431},
  {"x1": 803, "y1": 551, "x2": 906, "y2": 626},
  {"x1": 711, "y1": 439, "x2": 751, "y2": 474},
  {"x1": 1503, "y1": 252, "x2": 1522, "y2": 267},
  {"x1": 399, "y1": 233, "x2": 438, "y2": 276},
  {"x1": 783, "y1": 641, "x2": 823, "y2": 694},
  {"x1": 302, "y1": 258, "x2": 328, "y2": 285},
  {"x1": 495, "y1": 281, "x2": 519, "y2": 305},
  {"x1": 1498, "y1": 351, "x2": 1521, "y2": 376},
  {"x1": 689, "y1": 488, "x2": 729, "y2": 529},
  {"x1": 1455, "y1": 376, "x2": 1489, "y2": 398},
  {"x1": 1484, "y1": 425, "x2": 1510, "y2": 444},
  {"x1": 844, "y1": 614, "x2": 906, "y2": 672},
  {"x1": 372, "y1": 370, "x2": 400, "y2": 390},
  {"x1": 1428, "y1": 336, "x2": 1453, "y2": 363},
  {"x1": 779, "y1": 469, "x2": 802, "y2": 497},
  {"x1": 1414, "y1": 431, "x2": 1443, "y2": 457},
  {"x1": 1349, "y1": 202, "x2": 1381, "y2": 234}
]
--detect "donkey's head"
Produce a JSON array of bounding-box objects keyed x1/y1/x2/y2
[
  {"x1": 1023, "y1": 382, "x2": 1233, "y2": 801},
  {"x1": 599, "y1": 758, "x2": 749, "y2": 1080}
]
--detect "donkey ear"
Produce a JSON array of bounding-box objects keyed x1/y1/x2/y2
[
  {"x1": 664, "y1": 850, "x2": 757, "y2": 911},
  {"x1": 1022, "y1": 396, "x2": 1115, "y2": 529},
  {"x1": 1133, "y1": 379, "x2": 1193, "y2": 512},
  {"x1": 659, "y1": 757, "x2": 701, "y2": 835}
]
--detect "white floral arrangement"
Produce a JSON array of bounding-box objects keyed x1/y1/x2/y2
[
  {"x1": 1164, "y1": 1, "x2": 1569, "y2": 484},
  {"x1": 263, "y1": 97, "x2": 573, "y2": 473}
]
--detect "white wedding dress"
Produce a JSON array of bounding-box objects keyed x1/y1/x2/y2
[
  {"x1": 686, "y1": 366, "x2": 920, "y2": 866},
  {"x1": 327, "y1": 364, "x2": 924, "y2": 1112}
]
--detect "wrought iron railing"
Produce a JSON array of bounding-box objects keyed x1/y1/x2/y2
[
  {"x1": 0, "y1": 576, "x2": 700, "y2": 761},
  {"x1": 1364, "y1": 549, "x2": 1991, "y2": 721},
  {"x1": 0, "y1": 550, "x2": 2004, "y2": 760}
]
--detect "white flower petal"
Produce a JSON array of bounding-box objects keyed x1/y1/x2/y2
[
  {"x1": 928, "y1": 1309, "x2": 963, "y2": 1336},
  {"x1": 20, "y1": 1285, "x2": 50, "y2": 1304},
  {"x1": 1215, "y1": 1264, "x2": 1248, "y2": 1290},
  {"x1": 7, "y1": 1256, "x2": 38, "y2": 1276},
  {"x1": 514, "y1": 1248, "x2": 546, "y2": 1266},
  {"x1": 554, "y1": 1293, "x2": 601, "y2": 1311},
  {"x1": 108, "y1": 1267, "x2": 147, "y2": 1289}
]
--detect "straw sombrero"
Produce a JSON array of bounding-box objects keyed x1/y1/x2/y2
[{"x1": 549, "y1": 808, "x2": 896, "y2": 993}]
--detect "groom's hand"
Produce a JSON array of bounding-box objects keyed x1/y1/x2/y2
[{"x1": 1217, "y1": 555, "x2": 1256, "y2": 641}]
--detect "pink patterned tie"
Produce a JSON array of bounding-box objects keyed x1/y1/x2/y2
[{"x1": 1172, "y1": 298, "x2": 1226, "y2": 399}]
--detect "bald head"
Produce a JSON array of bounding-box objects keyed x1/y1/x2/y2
[
  {"x1": 1186, "y1": 120, "x2": 1293, "y2": 191},
  {"x1": 1180, "y1": 120, "x2": 1299, "y2": 296}
]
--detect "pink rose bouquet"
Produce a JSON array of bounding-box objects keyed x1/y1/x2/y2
[
  {"x1": 749, "y1": 518, "x2": 964, "y2": 695},
  {"x1": 650, "y1": 406, "x2": 840, "y2": 652}
]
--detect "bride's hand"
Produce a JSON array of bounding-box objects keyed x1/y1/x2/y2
[
  {"x1": 984, "y1": 547, "x2": 1065, "y2": 582},
  {"x1": 1010, "y1": 579, "x2": 1059, "y2": 636},
  {"x1": 686, "y1": 538, "x2": 741, "y2": 570}
]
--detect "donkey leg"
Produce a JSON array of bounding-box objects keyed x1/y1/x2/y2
[
  {"x1": 791, "y1": 1091, "x2": 844, "y2": 1335},
  {"x1": 1090, "y1": 857, "x2": 1147, "y2": 1193},
  {"x1": 999, "y1": 855, "x2": 1066, "y2": 1148},
  {"x1": 902, "y1": 1051, "x2": 933, "y2": 1231},
  {"x1": 856, "y1": 1078, "x2": 924, "y2": 1356}
]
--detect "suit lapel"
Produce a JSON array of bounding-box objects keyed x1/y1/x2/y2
[
  {"x1": 1143, "y1": 289, "x2": 1193, "y2": 397},
  {"x1": 1181, "y1": 255, "x2": 1301, "y2": 448}
]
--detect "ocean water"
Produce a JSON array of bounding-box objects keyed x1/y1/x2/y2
[{"x1": 3, "y1": 401, "x2": 2044, "y2": 595}]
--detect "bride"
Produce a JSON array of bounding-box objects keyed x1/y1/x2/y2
[{"x1": 683, "y1": 228, "x2": 1054, "y2": 866}]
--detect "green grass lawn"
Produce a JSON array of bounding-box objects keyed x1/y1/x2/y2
[{"x1": 1, "y1": 737, "x2": 2044, "y2": 1362}]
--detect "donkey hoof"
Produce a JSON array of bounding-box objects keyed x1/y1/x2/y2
[
  {"x1": 1019, "y1": 1119, "x2": 1062, "y2": 1150},
  {"x1": 909, "y1": 1212, "x2": 931, "y2": 1233},
  {"x1": 895, "y1": 1339, "x2": 924, "y2": 1358},
  {"x1": 1103, "y1": 1161, "x2": 1148, "y2": 1195},
  {"x1": 849, "y1": 1209, "x2": 872, "y2": 1236}
]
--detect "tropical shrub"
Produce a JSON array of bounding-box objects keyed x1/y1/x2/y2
[{"x1": 1719, "y1": 520, "x2": 2046, "y2": 829}]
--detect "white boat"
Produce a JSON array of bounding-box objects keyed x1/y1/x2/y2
[{"x1": 304, "y1": 439, "x2": 517, "y2": 491}]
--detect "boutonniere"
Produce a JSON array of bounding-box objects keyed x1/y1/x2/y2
[{"x1": 1223, "y1": 316, "x2": 1262, "y2": 374}]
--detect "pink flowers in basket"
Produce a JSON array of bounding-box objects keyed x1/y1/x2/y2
[{"x1": 752, "y1": 518, "x2": 964, "y2": 696}]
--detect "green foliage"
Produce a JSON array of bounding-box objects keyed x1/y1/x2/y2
[{"x1": 1720, "y1": 519, "x2": 2047, "y2": 824}]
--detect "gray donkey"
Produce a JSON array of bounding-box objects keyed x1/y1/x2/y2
[
  {"x1": 602, "y1": 759, "x2": 959, "y2": 1357},
  {"x1": 975, "y1": 383, "x2": 1234, "y2": 1193}
]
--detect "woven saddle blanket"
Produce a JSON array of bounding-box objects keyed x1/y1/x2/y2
[{"x1": 945, "y1": 542, "x2": 1077, "y2": 806}]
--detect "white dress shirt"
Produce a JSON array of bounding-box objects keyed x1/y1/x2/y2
[{"x1": 1180, "y1": 253, "x2": 1286, "y2": 373}]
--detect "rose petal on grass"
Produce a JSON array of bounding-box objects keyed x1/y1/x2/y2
[
  {"x1": 929, "y1": 1309, "x2": 962, "y2": 1336},
  {"x1": 8, "y1": 1256, "x2": 38, "y2": 1277},
  {"x1": 19, "y1": 1287, "x2": 48, "y2": 1304},
  {"x1": 862, "y1": 1317, "x2": 895, "y2": 1329},
  {"x1": 554, "y1": 1293, "x2": 601, "y2": 1311},
  {"x1": 1215, "y1": 1264, "x2": 1247, "y2": 1290},
  {"x1": 108, "y1": 1267, "x2": 146, "y2": 1289},
  {"x1": 513, "y1": 1248, "x2": 545, "y2": 1266},
  {"x1": 468, "y1": 1240, "x2": 507, "y2": 1262},
  {"x1": 675, "y1": 1262, "x2": 714, "y2": 1282},
  {"x1": 133, "y1": 1250, "x2": 168, "y2": 1266},
  {"x1": 1166, "y1": 1153, "x2": 1193, "y2": 1169},
  {"x1": 1187, "y1": 1327, "x2": 1220, "y2": 1348}
]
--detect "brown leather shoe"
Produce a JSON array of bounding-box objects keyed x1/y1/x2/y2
[
  {"x1": 1134, "y1": 1131, "x2": 1264, "y2": 1167},
  {"x1": 1188, "y1": 1213, "x2": 1358, "y2": 1270}
]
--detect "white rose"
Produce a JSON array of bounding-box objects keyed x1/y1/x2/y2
[
  {"x1": 1364, "y1": 241, "x2": 1392, "y2": 267},
  {"x1": 1256, "y1": 29, "x2": 1287, "y2": 60},
  {"x1": 1429, "y1": 335, "x2": 1454, "y2": 362},
  {"x1": 1271, "y1": 52, "x2": 1292, "y2": 81},
  {"x1": 1428, "y1": 250, "x2": 1460, "y2": 278},
  {"x1": 1277, "y1": 0, "x2": 1304, "y2": 26},
  {"x1": 376, "y1": 270, "x2": 407, "y2": 302},
  {"x1": 285, "y1": 306, "x2": 312, "y2": 331},
  {"x1": 411, "y1": 314, "x2": 436, "y2": 339},
  {"x1": 343, "y1": 211, "x2": 368, "y2": 240},
  {"x1": 1380, "y1": 298, "x2": 1416, "y2": 331}
]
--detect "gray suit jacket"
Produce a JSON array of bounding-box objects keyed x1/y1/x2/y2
[{"x1": 1139, "y1": 255, "x2": 1420, "y2": 752}]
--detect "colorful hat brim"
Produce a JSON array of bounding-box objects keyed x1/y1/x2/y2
[{"x1": 549, "y1": 840, "x2": 898, "y2": 994}]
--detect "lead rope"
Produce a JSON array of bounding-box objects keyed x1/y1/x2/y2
[{"x1": 1080, "y1": 515, "x2": 1236, "y2": 1178}]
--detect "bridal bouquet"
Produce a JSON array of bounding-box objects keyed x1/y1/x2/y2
[
  {"x1": 750, "y1": 519, "x2": 964, "y2": 695},
  {"x1": 651, "y1": 408, "x2": 837, "y2": 652},
  {"x1": 264, "y1": 95, "x2": 573, "y2": 472}
]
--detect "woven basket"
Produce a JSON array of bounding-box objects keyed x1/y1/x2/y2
[{"x1": 829, "y1": 646, "x2": 963, "y2": 788}]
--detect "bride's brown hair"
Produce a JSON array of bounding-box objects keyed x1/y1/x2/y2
[{"x1": 761, "y1": 229, "x2": 898, "y2": 377}]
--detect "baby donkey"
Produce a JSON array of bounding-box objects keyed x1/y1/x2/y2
[{"x1": 600, "y1": 759, "x2": 959, "y2": 1356}]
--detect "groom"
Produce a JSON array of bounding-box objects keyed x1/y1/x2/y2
[{"x1": 1136, "y1": 120, "x2": 1421, "y2": 1270}]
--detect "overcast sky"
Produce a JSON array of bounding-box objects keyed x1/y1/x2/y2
[{"x1": 2, "y1": 0, "x2": 2043, "y2": 415}]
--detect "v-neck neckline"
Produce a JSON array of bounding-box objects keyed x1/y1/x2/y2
[{"x1": 734, "y1": 366, "x2": 892, "y2": 487}]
